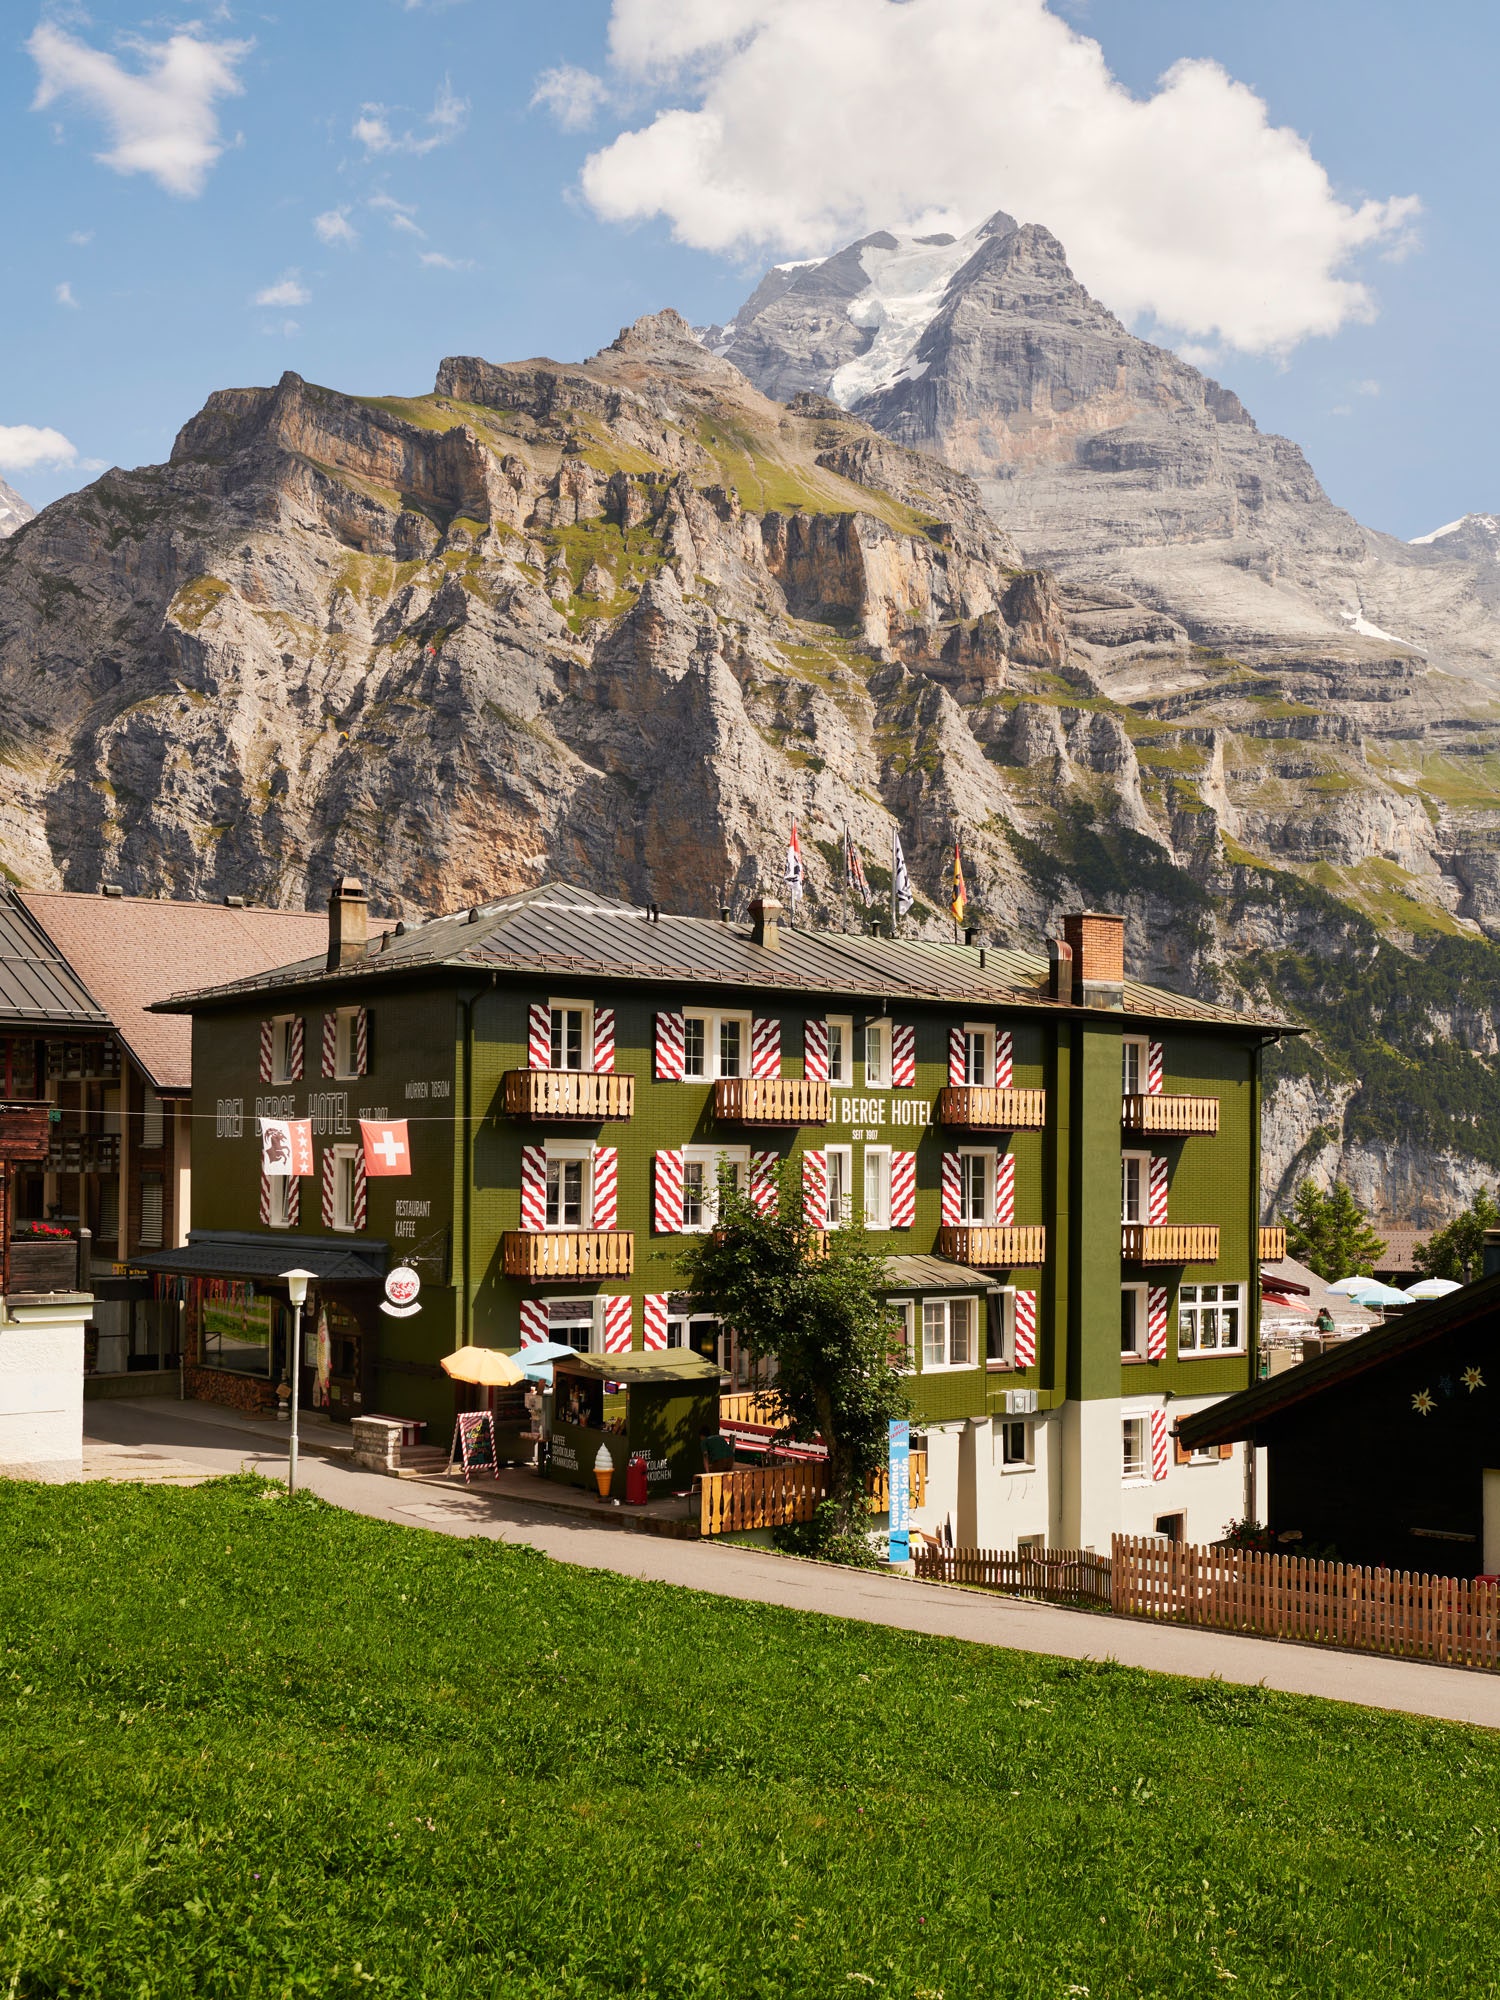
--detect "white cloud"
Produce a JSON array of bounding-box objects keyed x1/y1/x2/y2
[
  {"x1": 67, "y1": 229, "x2": 93, "y2": 247},
  {"x1": 55, "y1": 282, "x2": 79, "y2": 309},
  {"x1": 531, "y1": 64, "x2": 608, "y2": 131},
  {"x1": 0, "y1": 425, "x2": 80, "y2": 472},
  {"x1": 1356, "y1": 378, "x2": 1381, "y2": 397},
  {"x1": 579, "y1": 0, "x2": 1421, "y2": 354},
  {"x1": 28, "y1": 22, "x2": 249, "y2": 199},
  {"x1": 369, "y1": 193, "x2": 426, "y2": 237},
  {"x1": 353, "y1": 79, "x2": 468, "y2": 157},
  {"x1": 419, "y1": 251, "x2": 475, "y2": 269},
  {"x1": 314, "y1": 206, "x2": 359, "y2": 246},
  {"x1": 253, "y1": 271, "x2": 310, "y2": 307}
]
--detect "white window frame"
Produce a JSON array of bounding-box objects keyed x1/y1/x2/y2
[
  {"x1": 666, "y1": 1306, "x2": 722, "y2": 1363},
  {"x1": 963, "y1": 1023, "x2": 995, "y2": 1088},
  {"x1": 999, "y1": 1419, "x2": 1033, "y2": 1471},
  {"x1": 825, "y1": 1144, "x2": 853, "y2": 1228},
  {"x1": 863, "y1": 1144, "x2": 891, "y2": 1230},
  {"x1": 1122, "y1": 1150, "x2": 1150, "y2": 1225},
  {"x1": 334, "y1": 1008, "x2": 362, "y2": 1082},
  {"x1": 1121, "y1": 1281, "x2": 1148, "y2": 1360},
  {"x1": 679, "y1": 1145, "x2": 750, "y2": 1233},
  {"x1": 959, "y1": 1148, "x2": 995, "y2": 1225},
  {"x1": 863, "y1": 1018, "x2": 891, "y2": 1090},
  {"x1": 544, "y1": 1139, "x2": 595, "y2": 1231},
  {"x1": 267, "y1": 1172, "x2": 295, "y2": 1231},
  {"x1": 1122, "y1": 1035, "x2": 1149, "y2": 1099},
  {"x1": 826, "y1": 1015, "x2": 853, "y2": 1087},
  {"x1": 1121, "y1": 1412, "x2": 1150, "y2": 1485},
  {"x1": 270, "y1": 1015, "x2": 298, "y2": 1087},
  {"x1": 1178, "y1": 1283, "x2": 1246, "y2": 1357},
  {"x1": 549, "y1": 999, "x2": 593, "y2": 1073},
  {"x1": 921, "y1": 1294, "x2": 980, "y2": 1372},
  {"x1": 887, "y1": 1298, "x2": 915, "y2": 1374},
  {"x1": 682, "y1": 1008, "x2": 751, "y2": 1081},
  {"x1": 550, "y1": 1297, "x2": 601, "y2": 1356},
  {"x1": 330, "y1": 1143, "x2": 360, "y2": 1233},
  {"x1": 987, "y1": 1286, "x2": 1015, "y2": 1370}
]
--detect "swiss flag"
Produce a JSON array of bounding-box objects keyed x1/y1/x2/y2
[{"x1": 360, "y1": 1118, "x2": 412, "y2": 1177}]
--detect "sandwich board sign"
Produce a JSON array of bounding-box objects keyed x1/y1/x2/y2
[{"x1": 451, "y1": 1410, "x2": 497, "y2": 1483}]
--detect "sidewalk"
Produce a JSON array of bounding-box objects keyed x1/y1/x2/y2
[{"x1": 82, "y1": 1396, "x2": 1500, "y2": 1730}]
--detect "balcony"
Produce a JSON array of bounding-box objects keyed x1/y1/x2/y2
[
  {"x1": 939, "y1": 1087, "x2": 1046, "y2": 1131},
  {"x1": 502, "y1": 1069, "x2": 634, "y2": 1122},
  {"x1": 1259, "y1": 1225, "x2": 1287, "y2": 1261},
  {"x1": 938, "y1": 1225, "x2": 1047, "y2": 1269},
  {"x1": 501, "y1": 1230, "x2": 635, "y2": 1280},
  {"x1": 1122, "y1": 1093, "x2": 1219, "y2": 1136},
  {"x1": 1122, "y1": 1224, "x2": 1220, "y2": 1265},
  {"x1": 714, "y1": 1077, "x2": 830, "y2": 1126}
]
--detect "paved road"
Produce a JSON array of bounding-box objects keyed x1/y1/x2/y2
[{"x1": 83, "y1": 1397, "x2": 1500, "y2": 1730}]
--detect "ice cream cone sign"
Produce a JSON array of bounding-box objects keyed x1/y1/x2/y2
[{"x1": 594, "y1": 1441, "x2": 614, "y2": 1498}]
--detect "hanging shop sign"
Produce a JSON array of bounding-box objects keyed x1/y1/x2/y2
[{"x1": 381, "y1": 1265, "x2": 422, "y2": 1318}]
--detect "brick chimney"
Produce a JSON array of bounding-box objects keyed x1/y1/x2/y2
[
  {"x1": 327, "y1": 874, "x2": 369, "y2": 969},
  {"x1": 1061, "y1": 911, "x2": 1125, "y2": 1011},
  {"x1": 749, "y1": 896, "x2": 782, "y2": 951}
]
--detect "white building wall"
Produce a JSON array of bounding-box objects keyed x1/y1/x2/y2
[{"x1": 0, "y1": 1294, "x2": 92, "y2": 1482}]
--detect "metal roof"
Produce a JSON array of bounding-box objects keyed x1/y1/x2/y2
[
  {"x1": 155, "y1": 881, "x2": 1292, "y2": 1035},
  {"x1": 881, "y1": 1255, "x2": 996, "y2": 1293},
  {"x1": 0, "y1": 893, "x2": 112, "y2": 1032},
  {"x1": 133, "y1": 1230, "x2": 390, "y2": 1285},
  {"x1": 554, "y1": 1349, "x2": 722, "y2": 1384}
]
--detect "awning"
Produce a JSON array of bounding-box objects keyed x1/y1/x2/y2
[
  {"x1": 133, "y1": 1230, "x2": 389, "y2": 1285},
  {"x1": 553, "y1": 1350, "x2": 721, "y2": 1385},
  {"x1": 880, "y1": 1255, "x2": 996, "y2": 1293},
  {"x1": 1262, "y1": 1291, "x2": 1313, "y2": 1314}
]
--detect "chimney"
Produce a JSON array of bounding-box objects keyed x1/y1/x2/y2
[
  {"x1": 327, "y1": 874, "x2": 368, "y2": 969},
  {"x1": 1061, "y1": 911, "x2": 1125, "y2": 1011},
  {"x1": 1047, "y1": 937, "x2": 1073, "y2": 1003},
  {"x1": 749, "y1": 896, "x2": 782, "y2": 951}
]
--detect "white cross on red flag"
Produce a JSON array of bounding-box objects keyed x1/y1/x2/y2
[{"x1": 360, "y1": 1118, "x2": 412, "y2": 1177}]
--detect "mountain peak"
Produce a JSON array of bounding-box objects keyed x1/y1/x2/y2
[{"x1": 0, "y1": 477, "x2": 33, "y2": 539}]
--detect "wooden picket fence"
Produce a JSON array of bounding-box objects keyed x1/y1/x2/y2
[
  {"x1": 697, "y1": 1452, "x2": 928, "y2": 1537},
  {"x1": 913, "y1": 1544, "x2": 1113, "y2": 1609}
]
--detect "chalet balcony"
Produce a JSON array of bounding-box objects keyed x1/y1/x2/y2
[
  {"x1": 939, "y1": 1087, "x2": 1047, "y2": 1131},
  {"x1": 501, "y1": 1230, "x2": 635, "y2": 1280},
  {"x1": 502, "y1": 1069, "x2": 634, "y2": 1122},
  {"x1": 1122, "y1": 1224, "x2": 1220, "y2": 1265},
  {"x1": 1122, "y1": 1093, "x2": 1220, "y2": 1136},
  {"x1": 938, "y1": 1225, "x2": 1047, "y2": 1269},
  {"x1": 714, "y1": 1077, "x2": 830, "y2": 1127},
  {"x1": 1259, "y1": 1226, "x2": 1287, "y2": 1261}
]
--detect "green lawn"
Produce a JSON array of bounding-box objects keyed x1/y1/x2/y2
[{"x1": 3, "y1": 1479, "x2": 1499, "y2": 1998}]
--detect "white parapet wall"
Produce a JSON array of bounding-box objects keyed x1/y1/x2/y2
[{"x1": 0, "y1": 1291, "x2": 92, "y2": 1483}]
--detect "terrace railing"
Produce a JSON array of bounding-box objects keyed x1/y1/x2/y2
[
  {"x1": 502, "y1": 1070, "x2": 634, "y2": 1122},
  {"x1": 1122, "y1": 1093, "x2": 1220, "y2": 1136},
  {"x1": 697, "y1": 1453, "x2": 928, "y2": 1536},
  {"x1": 1259, "y1": 1226, "x2": 1287, "y2": 1261},
  {"x1": 938, "y1": 1225, "x2": 1047, "y2": 1268},
  {"x1": 938, "y1": 1087, "x2": 1047, "y2": 1132},
  {"x1": 501, "y1": 1230, "x2": 635, "y2": 1280},
  {"x1": 1121, "y1": 1224, "x2": 1219, "y2": 1265},
  {"x1": 714, "y1": 1077, "x2": 831, "y2": 1126}
]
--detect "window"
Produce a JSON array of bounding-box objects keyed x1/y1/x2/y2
[
  {"x1": 98, "y1": 1177, "x2": 119, "y2": 1244},
  {"x1": 863, "y1": 1146, "x2": 891, "y2": 1230},
  {"x1": 667, "y1": 1308, "x2": 722, "y2": 1366},
  {"x1": 960, "y1": 1150, "x2": 993, "y2": 1225},
  {"x1": 549, "y1": 1299, "x2": 598, "y2": 1355},
  {"x1": 330, "y1": 1145, "x2": 360, "y2": 1232},
  {"x1": 1121, "y1": 1152, "x2": 1150, "y2": 1225},
  {"x1": 1000, "y1": 1420, "x2": 1033, "y2": 1470},
  {"x1": 334, "y1": 1008, "x2": 365, "y2": 1081},
  {"x1": 887, "y1": 1299, "x2": 915, "y2": 1372},
  {"x1": 266, "y1": 1173, "x2": 295, "y2": 1231},
  {"x1": 1120, "y1": 1283, "x2": 1147, "y2": 1359},
  {"x1": 987, "y1": 1289, "x2": 1014, "y2": 1369},
  {"x1": 139, "y1": 1174, "x2": 164, "y2": 1249},
  {"x1": 863, "y1": 1019, "x2": 891, "y2": 1089},
  {"x1": 922, "y1": 1296, "x2": 977, "y2": 1371},
  {"x1": 826, "y1": 1016, "x2": 853, "y2": 1086},
  {"x1": 719, "y1": 1016, "x2": 744, "y2": 1079},
  {"x1": 1122, "y1": 1416, "x2": 1148, "y2": 1482},
  {"x1": 683, "y1": 1010, "x2": 749, "y2": 1081},
  {"x1": 963, "y1": 1025, "x2": 994, "y2": 1087},
  {"x1": 825, "y1": 1145, "x2": 852, "y2": 1227},
  {"x1": 141, "y1": 1085, "x2": 164, "y2": 1151},
  {"x1": 546, "y1": 1156, "x2": 587, "y2": 1229},
  {"x1": 680, "y1": 1147, "x2": 749, "y2": 1232},
  {"x1": 1122, "y1": 1036, "x2": 1148, "y2": 1098},
  {"x1": 549, "y1": 1004, "x2": 589, "y2": 1072},
  {"x1": 270, "y1": 1016, "x2": 299, "y2": 1087},
  {"x1": 1154, "y1": 1513, "x2": 1185, "y2": 1543},
  {"x1": 683, "y1": 1015, "x2": 707, "y2": 1078},
  {"x1": 202, "y1": 1285, "x2": 276, "y2": 1376},
  {"x1": 1178, "y1": 1283, "x2": 1245, "y2": 1354}
]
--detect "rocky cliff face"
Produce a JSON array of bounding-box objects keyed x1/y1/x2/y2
[{"x1": 0, "y1": 478, "x2": 31, "y2": 539}]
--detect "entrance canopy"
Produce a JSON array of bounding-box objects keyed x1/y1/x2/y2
[
  {"x1": 880, "y1": 1255, "x2": 996, "y2": 1293},
  {"x1": 554, "y1": 1350, "x2": 721, "y2": 1385},
  {"x1": 134, "y1": 1230, "x2": 389, "y2": 1286}
]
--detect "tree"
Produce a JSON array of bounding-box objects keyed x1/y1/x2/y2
[
  {"x1": 1412, "y1": 1188, "x2": 1500, "y2": 1285},
  {"x1": 676, "y1": 1164, "x2": 909, "y2": 1558},
  {"x1": 1282, "y1": 1179, "x2": 1386, "y2": 1282}
]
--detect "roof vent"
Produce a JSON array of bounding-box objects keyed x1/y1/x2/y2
[
  {"x1": 223, "y1": 894, "x2": 245, "y2": 908},
  {"x1": 749, "y1": 896, "x2": 782, "y2": 951},
  {"x1": 327, "y1": 874, "x2": 368, "y2": 969},
  {"x1": 964, "y1": 926, "x2": 978, "y2": 947},
  {"x1": 394, "y1": 921, "x2": 407, "y2": 937},
  {"x1": 467, "y1": 907, "x2": 481, "y2": 925},
  {"x1": 101, "y1": 884, "x2": 123, "y2": 899},
  {"x1": 379, "y1": 928, "x2": 392, "y2": 952}
]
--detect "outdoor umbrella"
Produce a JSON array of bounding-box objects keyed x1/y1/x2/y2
[
  {"x1": 440, "y1": 1345, "x2": 526, "y2": 1387},
  {"x1": 1328, "y1": 1275, "x2": 1383, "y2": 1296},
  {"x1": 504, "y1": 1340, "x2": 578, "y2": 1382},
  {"x1": 1404, "y1": 1277, "x2": 1462, "y2": 1300},
  {"x1": 1345, "y1": 1281, "x2": 1412, "y2": 1309}
]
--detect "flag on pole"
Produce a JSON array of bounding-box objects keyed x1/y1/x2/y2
[
  {"x1": 891, "y1": 827, "x2": 914, "y2": 921},
  {"x1": 844, "y1": 825, "x2": 871, "y2": 907},
  {"x1": 950, "y1": 840, "x2": 968, "y2": 926},
  {"x1": 360, "y1": 1118, "x2": 412, "y2": 1177},
  {"x1": 784, "y1": 823, "x2": 804, "y2": 910}
]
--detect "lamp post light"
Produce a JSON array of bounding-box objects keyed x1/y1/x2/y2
[{"x1": 280, "y1": 1270, "x2": 317, "y2": 1496}]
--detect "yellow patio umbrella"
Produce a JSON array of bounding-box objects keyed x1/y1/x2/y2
[{"x1": 440, "y1": 1344, "x2": 526, "y2": 1387}]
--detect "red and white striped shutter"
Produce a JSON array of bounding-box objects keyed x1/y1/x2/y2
[
  {"x1": 948, "y1": 1026, "x2": 966, "y2": 1088},
  {"x1": 1148, "y1": 1156, "x2": 1169, "y2": 1225},
  {"x1": 321, "y1": 1012, "x2": 337, "y2": 1078},
  {"x1": 591, "y1": 1147, "x2": 618, "y2": 1229},
  {"x1": 602, "y1": 1295, "x2": 633, "y2": 1355},
  {"x1": 286, "y1": 1174, "x2": 300, "y2": 1228},
  {"x1": 752, "y1": 1017, "x2": 781, "y2": 1079},
  {"x1": 890, "y1": 1150, "x2": 916, "y2": 1228},
  {"x1": 654, "y1": 1011, "x2": 685, "y2": 1081},
  {"x1": 751, "y1": 1151, "x2": 779, "y2": 1217},
  {"x1": 259, "y1": 1171, "x2": 272, "y2": 1225},
  {"x1": 642, "y1": 1294, "x2": 670, "y2": 1351},
  {"x1": 653, "y1": 1150, "x2": 684, "y2": 1233},
  {"x1": 352, "y1": 1150, "x2": 367, "y2": 1228},
  {"x1": 995, "y1": 1029, "x2": 1013, "y2": 1089},
  {"x1": 1147, "y1": 1039, "x2": 1164, "y2": 1096},
  {"x1": 592, "y1": 1007, "x2": 615, "y2": 1073},
  {"x1": 995, "y1": 1152, "x2": 1016, "y2": 1226},
  {"x1": 891, "y1": 1022, "x2": 916, "y2": 1088},
  {"x1": 1150, "y1": 1408, "x2": 1170, "y2": 1482},
  {"x1": 321, "y1": 1149, "x2": 336, "y2": 1228},
  {"x1": 803, "y1": 1018, "x2": 829, "y2": 1082},
  {"x1": 802, "y1": 1149, "x2": 827, "y2": 1227},
  {"x1": 1146, "y1": 1286, "x2": 1168, "y2": 1361},
  {"x1": 289, "y1": 1017, "x2": 305, "y2": 1082},
  {"x1": 528, "y1": 1003, "x2": 551, "y2": 1070},
  {"x1": 1013, "y1": 1288, "x2": 1037, "y2": 1368},
  {"x1": 355, "y1": 1008, "x2": 369, "y2": 1077},
  {"x1": 520, "y1": 1145, "x2": 548, "y2": 1232},
  {"x1": 940, "y1": 1151, "x2": 962, "y2": 1227},
  {"x1": 519, "y1": 1299, "x2": 550, "y2": 1346},
  {"x1": 259, "y1": 1021, "x2": 274, "y2": 1083}
]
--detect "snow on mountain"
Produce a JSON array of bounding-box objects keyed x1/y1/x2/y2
[
  {"x1": 0, "y1": 478, "x2": 32, "y2": 539},
  {"x1": 827, "y1": 222, "x2": 992, "y2": 405},
  {"x1": 1410, "y1": 513, "x2": 1500, "y2": 554}
]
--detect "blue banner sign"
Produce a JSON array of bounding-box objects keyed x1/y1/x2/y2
[{"x1": 888, "y1": 1418, "x2": 910, "y2": 1563}]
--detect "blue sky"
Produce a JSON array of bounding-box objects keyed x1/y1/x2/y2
[{"x1": 4, "y1": 0, "x2": 1494, "y2": 540}]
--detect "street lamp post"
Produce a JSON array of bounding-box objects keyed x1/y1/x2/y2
[{"x1": 280, "y1": 1269, "x2": 317, "y2": 1496}]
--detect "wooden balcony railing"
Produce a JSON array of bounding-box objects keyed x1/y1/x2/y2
[
  {"x1": 714, "y1": 1077, "x2": 831, "y2": 1126},
  {"x1": 939, "y1": 1087, "x2": 1047, "y2": 1131},
  {"x1": 1122, "y1": 1224, "x2": 1220, "y2": 1265},
  {"x1": 502, "y1": 1069, "x2": 634, "y2": 1122},
  {"x1": 698, "y1": 1454, "x2": 929, "y2": 1536},
  {"x1": 501, "y1": 1230, "x2": 635, "y2": 1279},
  {"x1": 1122, "y1": 1093, "x2": 1220, "y2": 1135},
  {"x1": 1259, "y1": 1226, "x2": 1287, "y2": 1262},
  {"x1": 938, "y1": 1225, "x2": 1047, "y2": 1269}
]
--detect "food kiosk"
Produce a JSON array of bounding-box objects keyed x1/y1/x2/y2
[{"x1": 547, "y1": 1350, "x2": 721, "y2": 1499}]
